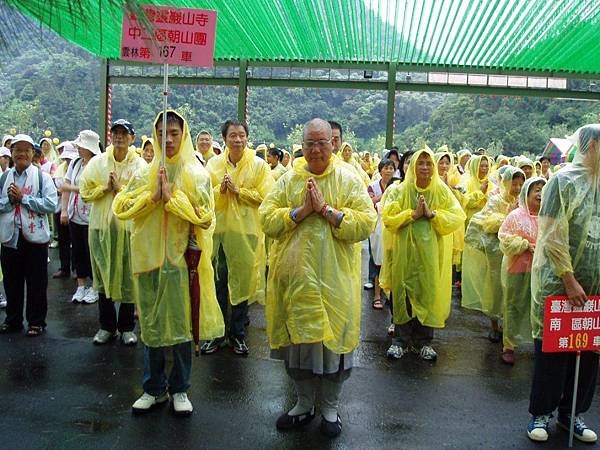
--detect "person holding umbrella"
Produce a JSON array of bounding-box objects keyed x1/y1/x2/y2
[{"x1": 113, "y1": 110, "x2": 224, "y2": 416}]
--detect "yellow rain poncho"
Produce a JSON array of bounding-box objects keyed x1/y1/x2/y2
[
  {"x1": 340, "y1": 142, "x2": 371, "y2": 186},
  {"x1": 459, "y1": 155, "x2": 494, "y2": 224},
  {"x1": 435, "y1": 151, "x2": 466, "y2": 265},
  {"x1": 461, "y1": 166, "x2": 525, "y2": 318},
  {"x1": 381, "y1": 149, "x2": 466, "y2": 328},
  {"x1": 113, "y1": 110, "x2": 224, "y2": 347},
  {"x1": 270, "y1": 162, "x2": 287, "y2": 181},
  {"x1": 259, "y1": 156, "x2": 376, "y2": 353},
  {"x1": 531, "y1": 124, "x2": 600, "y2": 339},
  {"x1": 79, "y1": 143, "x2": 146, "y2": 302},
  {"x1": 499, "y1": 177, "x2": 546, "y2": 348},
  {"x1": 205, "y1": 146, "x2": 274, "y2": 305}
]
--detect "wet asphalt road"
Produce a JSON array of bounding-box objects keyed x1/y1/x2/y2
[{"x1": 0, "y1": 244, "x2": 598, "y2": 449}]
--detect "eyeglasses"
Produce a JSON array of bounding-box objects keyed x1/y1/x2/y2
[{"x1": 303, "y1": 139, "x2": 331, "y2": 149}]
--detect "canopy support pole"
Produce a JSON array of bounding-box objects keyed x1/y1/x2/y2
[
  {"x1": 99, "y1": 58, "x2": 109, "y2": 147},
  {"x1": 385, "y1": 62, "x2": 397, "y2": 149},
  {"x1": 238, "y1": 59, "x2": 249, "y2": 122}
]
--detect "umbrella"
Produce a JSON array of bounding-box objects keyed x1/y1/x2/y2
[{"x1": 184, "y1": 246, "x2": 202, "y2": 356}]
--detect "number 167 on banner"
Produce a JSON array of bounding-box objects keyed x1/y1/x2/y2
[{"x1": 543, "y1": 296, "x2": 600, "y2": 352}]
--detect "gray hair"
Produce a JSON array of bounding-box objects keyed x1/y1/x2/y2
[{"x1": 302, "y1": 118, "x2": 332, "y2": 141}]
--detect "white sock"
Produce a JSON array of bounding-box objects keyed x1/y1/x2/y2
[
  {"x1": 320, "y1": 378, "x2": 343, "y2": 422},
  {"x1": 288, "y1": 378, "x2": 315, "y2": 415}
]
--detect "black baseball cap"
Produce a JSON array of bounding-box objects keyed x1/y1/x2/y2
[{"x1": 110, "y1": 119, "x2": 135, "y2": 135}]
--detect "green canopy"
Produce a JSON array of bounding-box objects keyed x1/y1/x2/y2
[{"x1": 9, "y1": 0, "x2": 600, "y2": 75}]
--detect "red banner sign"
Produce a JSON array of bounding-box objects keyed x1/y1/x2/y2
[
  {"x1": 543, "y1": 296, "x2": 600, "y2": 352},
  {"x1": 121, "y1": 5, "x2": 217, "y2": 67}
]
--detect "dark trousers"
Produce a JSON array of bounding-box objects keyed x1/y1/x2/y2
[
  {"x1": 69, "y1": 221, "x2": 92, "y2": 279},
  {"x1": 98, "y1": 293, "x2": 135, "y2": 333},
  {"x1": 1, "y1": 234, "x2": 48, "y2": 328},
  {"x1": 143, "y1": 342, "x2": 192, "y2": 395},
  {"x1": 367, "y1": 240, "x2": 376, "y2": 284},
  {"x1": 529, "y1": 339, "x2": 599, "y2": 416},
  {"x1": 214, "y1": 245, "x2": 248, "y2": 339},
  {"x1": 392, "y1": 295, "x2": 434, "y2": 348},
  {"x1": 54, "y1": 212, "x2": 71, "y2": 272}
]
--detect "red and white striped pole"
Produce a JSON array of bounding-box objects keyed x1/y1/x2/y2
[{"x1": 106, "y1": 84, "x2": 112, "y2": 144}]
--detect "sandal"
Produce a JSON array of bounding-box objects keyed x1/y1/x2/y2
[
  {"x1": 26, "y1": 326, "x2": 44, "y2": 337},
  {"x1": 372, "y1": 299, "x2": 384, "y2": 310}
]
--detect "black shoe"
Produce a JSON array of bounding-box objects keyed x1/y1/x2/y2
[
  {"x1": 52, "y1": 270, "x2": 70, "y2": 279},
  {"x1": 231, "y1": 337, "x2": 249, "y2": 356},
  {"x1": 200, "y1": 337, "x2": 225, "y2": 354},
  {"x1": 320, "y1": 414, "x2": 342, "y2": 438},
  {"x1": 0, "y1": 323, "x2": 23, "y2": 334},
  {"x1": 276, "y1": 406, "x2": 315, "y2": 430},
  {"x1": 488, "y1": 330, "x2": 502, "y2": 343}
]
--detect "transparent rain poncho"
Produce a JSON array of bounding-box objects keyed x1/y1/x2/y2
[
  {"x1": 381, "y1": 149, "x2": 466, "y2": 327},
  {"x1": 79, "y1": 139, "x2": 147, "y2": 302},
  {"x1": 499, "y1": 177, "x2": 546, "y2": 347},
  {"x1": 113, "y1": 110, "x2": 224, "y2": 347},
  {"x1": 531, "y1": 124, "x2": 600, "y2": 339},
  {"x1": 259, "y1": 156, "x2": 376, "y2": 353},
  {"x1": 205, "y1": 145, "x2": 274, "y2": 306},
  {"x1": 461, "y1": 166, "x2": 525, "y2": 319}
]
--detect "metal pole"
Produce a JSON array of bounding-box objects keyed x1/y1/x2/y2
[
  {"x1": 568, "y1": 351, "x2": 581, "y2": 448},
  {"x1": 385, "y1": 62, "x2": 397, "y2": 149},
  {"x1": 98, "y1": 58, "x2": 109, "y2": 148},
  {"x1": 238, "y1": 59, "x2": 248, "y2": 122},
  {"x1": 161, "y1": 63, "x2": 168, "y2": 167}
]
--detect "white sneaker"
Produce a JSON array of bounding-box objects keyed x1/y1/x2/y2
[
  {"x1": 416, "y1": 345, "x2": 438, "y2": 361},
  {"x1": 82, "y1": 288, "x2": 99, "y2": 304},
  {"x1": 172, "y1": 392, "x2": 193, "y2": 416},
  {"x1": 121, "y1": 331, "x2": 138, "y2": 346},
  {"x1": 0, "y1": 293, "x2": 6, "y2": 309},
  {"x1": 386, "y1": 344, "x2": 408, "y2": 359},
  {"x1": 72, "y1": 286, "x2": 87, "y2": 303},
  {"x1": 132, "y1": 392, "x2": 169, "y2": 413},
  {"x1": 363, "y1": 282, "x2": 374, "y2": 290},
  {"x1": 93, "y1": 329, "x2": 117, "y2": 344},
  {"x1": 49, "y1": 240, "x2": 59, "y2": 248}
]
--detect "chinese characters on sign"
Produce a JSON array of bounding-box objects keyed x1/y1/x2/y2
[
  {"x1": 543, "y1": 296, "x2": 600, "y2": 352},
  {"x1": 120, "y1": 6, "x2": 217, "y2": 67}
]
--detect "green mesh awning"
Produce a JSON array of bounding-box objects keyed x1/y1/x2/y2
[{"x1": 8, "y1": 0, "x2": 600, "y2": 75}]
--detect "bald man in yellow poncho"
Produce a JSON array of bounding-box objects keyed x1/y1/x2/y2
[{"x1": 113, "y1": 110, "x2": 224, "y2": 416}]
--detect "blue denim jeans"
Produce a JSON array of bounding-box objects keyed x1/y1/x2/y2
[{"x1": 143, "y1": 342, "x2": 192, "y2": 396}]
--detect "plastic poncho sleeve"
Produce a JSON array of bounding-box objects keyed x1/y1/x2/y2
[
  {"x1": 463, "y1": 190, "x2": 487, "y2": 210},
  {"x1": 260, "y1": 180, "x2": 298, "y2": 239},
  {"x1": 165, "y1": 189, "x2": 212, "y2": 230},
  {"x1": 431, "y1": 197, "x2": 466, "y2": 236},
  {"x1": 332, "y1": 180, "x2": 378, "y2": 241},
  {"x1": 112, "y1": 174, "x2": 158, "y2": 221},
  {"x1": 79, "y1": 175, "x2": 109, "y2": 202},
  {"x1": 499, "y1": 234, "x2": 530, "y2": 256},
  {"x1": 238, "y1": 162, "x2": 271, "y2": 206},
  {"x1": 382, "y1": 190, "x2": 415, "y2": 230},
  {"x1": 537, "y1": 177, "x2": 574, "y2": 277}
]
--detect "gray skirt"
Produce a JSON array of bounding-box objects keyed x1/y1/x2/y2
[{"x1": 271, "y1": 343, "x2": 354, "y2": 381}]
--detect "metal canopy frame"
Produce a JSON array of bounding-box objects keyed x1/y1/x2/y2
[{"x1": 99, "y1": 59, "x2": 600, "y2": 147}]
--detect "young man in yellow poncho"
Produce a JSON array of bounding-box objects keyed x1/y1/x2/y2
[
  {"x1": 381, "y1": 148, "x2": 465, "y2": 361},
  {"x1": 461, "y1": 166, "x2": 525, "y2": 343},
  {"x1": 259, "y1": 118, "x2": 376, "y2": 438},
  {"x1": 203, "y1": 120, "x2": 274, "y2": 355},
  {"x1": 526, "y1": 124, "x2": 600, "y2": 443},
  {"x1": 113, "y1": 110, "x2": 224, "y2": 416},
  {"x1": 79, "y1": 119, "x2": 146, "y2": 346}
]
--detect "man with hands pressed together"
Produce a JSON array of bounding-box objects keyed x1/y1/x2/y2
[
  {"x1": 203, "y1": 120, "x2": 273, "y2": 356},
  {"x1": 79, "y1": 119, "x2": 146, "y2": 346},
  {"x1": 260, "y1": 118, "x2": 376, "y2": 438}
]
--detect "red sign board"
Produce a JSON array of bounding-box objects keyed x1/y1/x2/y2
[
  {"x1": 121, "y1": 5, "x2": 217, "y2": 67},
  {"x1": 543, "y1": 296, "x2": 600, "y2": 352}
]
